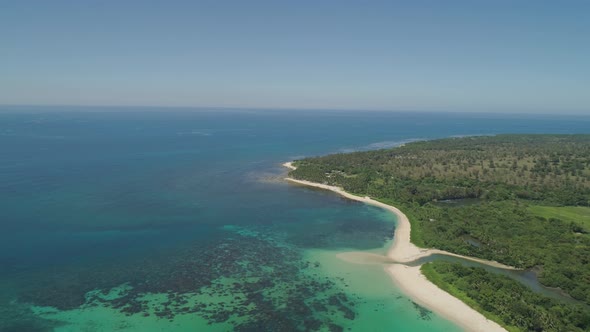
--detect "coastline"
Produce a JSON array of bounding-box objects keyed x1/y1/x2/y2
[{"x1": 283, "y1": 162, "x2": 508, "y2": 332}]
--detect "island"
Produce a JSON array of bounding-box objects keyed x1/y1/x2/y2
[{"x1": 285, "y1": 134, "x2": 590, "y2": 332}]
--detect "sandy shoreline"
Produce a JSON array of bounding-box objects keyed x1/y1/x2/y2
[{"x1": 283, "y1": 161, "x2": 507, "y2": 332}]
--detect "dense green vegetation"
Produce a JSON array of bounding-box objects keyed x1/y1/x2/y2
[
  {"x1": 289, "y1": 135, "x2": 590, "y2": 309},
  {"x1": 422, "y1": 262, "x2": 590, "y2": 332},
  {"x1": 292, "y1": 135, "x2": 590, "y2": 206}
]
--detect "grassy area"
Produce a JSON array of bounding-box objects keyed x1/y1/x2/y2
[
  {"x1": 528, "y1": 205, "x2": 590, "y2": 232},
  {"x1": 420, "y1": 263, "x2": 520, "y2": 332}
]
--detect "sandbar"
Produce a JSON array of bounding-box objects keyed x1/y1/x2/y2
[{"x1": 283, "y1": 161, "x2": 508, "y2": 332}]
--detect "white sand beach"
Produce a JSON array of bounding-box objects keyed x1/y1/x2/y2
[{"x1": 283, "y1": 162, "x2": 508, "y2": 332}]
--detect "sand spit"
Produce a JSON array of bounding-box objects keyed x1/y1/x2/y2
[
  {"x1": 283, "y1": 162, "x2": 507, "y2": 332},
  {"x1": 282, "y1": 161, "x2": 297, "y2": 170}
]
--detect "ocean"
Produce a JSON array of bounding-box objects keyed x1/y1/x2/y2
[{"x1": 1, "y1": 107, "x2": 589, "y2": 331}]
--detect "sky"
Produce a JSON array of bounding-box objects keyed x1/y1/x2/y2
[{"x1": 1, "y1": 1, "x2": 589, "y2": 114}]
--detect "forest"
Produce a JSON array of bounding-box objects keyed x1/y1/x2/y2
[
  {"x1": 289, "y1": 135, "x2": 590, "y2": 327},
  {"x1": 422, "y1": 262, "x2": 589, "y2": 332}
]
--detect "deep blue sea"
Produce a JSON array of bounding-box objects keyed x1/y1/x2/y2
[{"x1": 1, "y1": 107, "x2": 589, "y2": 331}]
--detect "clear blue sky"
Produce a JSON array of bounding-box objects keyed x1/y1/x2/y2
[{"x1": 1, "y1": 1, "x2": 589, "y2": 113}]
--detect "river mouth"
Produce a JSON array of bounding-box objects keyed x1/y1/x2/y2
[
  {"x1": 288, "y1": 176, "x2": 584, "y2": 308},
  {"x1": 335, "y1": 250, "x2": 580, "y2": 306},
  {"x1": 405, "y1": 253, "x2": 581, "y2": 305}
]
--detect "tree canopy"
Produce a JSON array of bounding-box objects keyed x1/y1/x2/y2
[{"x1": 290, "y1": 134, "x2": 590, "y2": 327}]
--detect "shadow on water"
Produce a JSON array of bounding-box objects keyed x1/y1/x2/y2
[{"x1": 405, "y1": 253, "x2": 582, "y2": 306}]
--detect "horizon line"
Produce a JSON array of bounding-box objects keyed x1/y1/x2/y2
[{"x1": 0, "y1": 103, "x2": 589, "y2": 117}]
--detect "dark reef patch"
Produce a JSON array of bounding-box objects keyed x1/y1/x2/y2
[
  {"x1": 411, "y1": 301, "x2": 432, "y2": 321},
  {"x1": 12, "y1": 233, "x2": 359, "y2": 331}
]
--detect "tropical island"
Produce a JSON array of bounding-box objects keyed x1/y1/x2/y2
[{"x1": 286, "y1": 134, "x2": 590, "y2": 332}]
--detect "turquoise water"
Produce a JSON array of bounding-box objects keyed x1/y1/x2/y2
[{"x1": 1, "y1": 107, "x2": 589, "y2": 331}]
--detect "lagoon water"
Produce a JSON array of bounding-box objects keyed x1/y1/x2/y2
[{"x1": 1, "y1": 107, "x2": 589, "y2": 331}]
